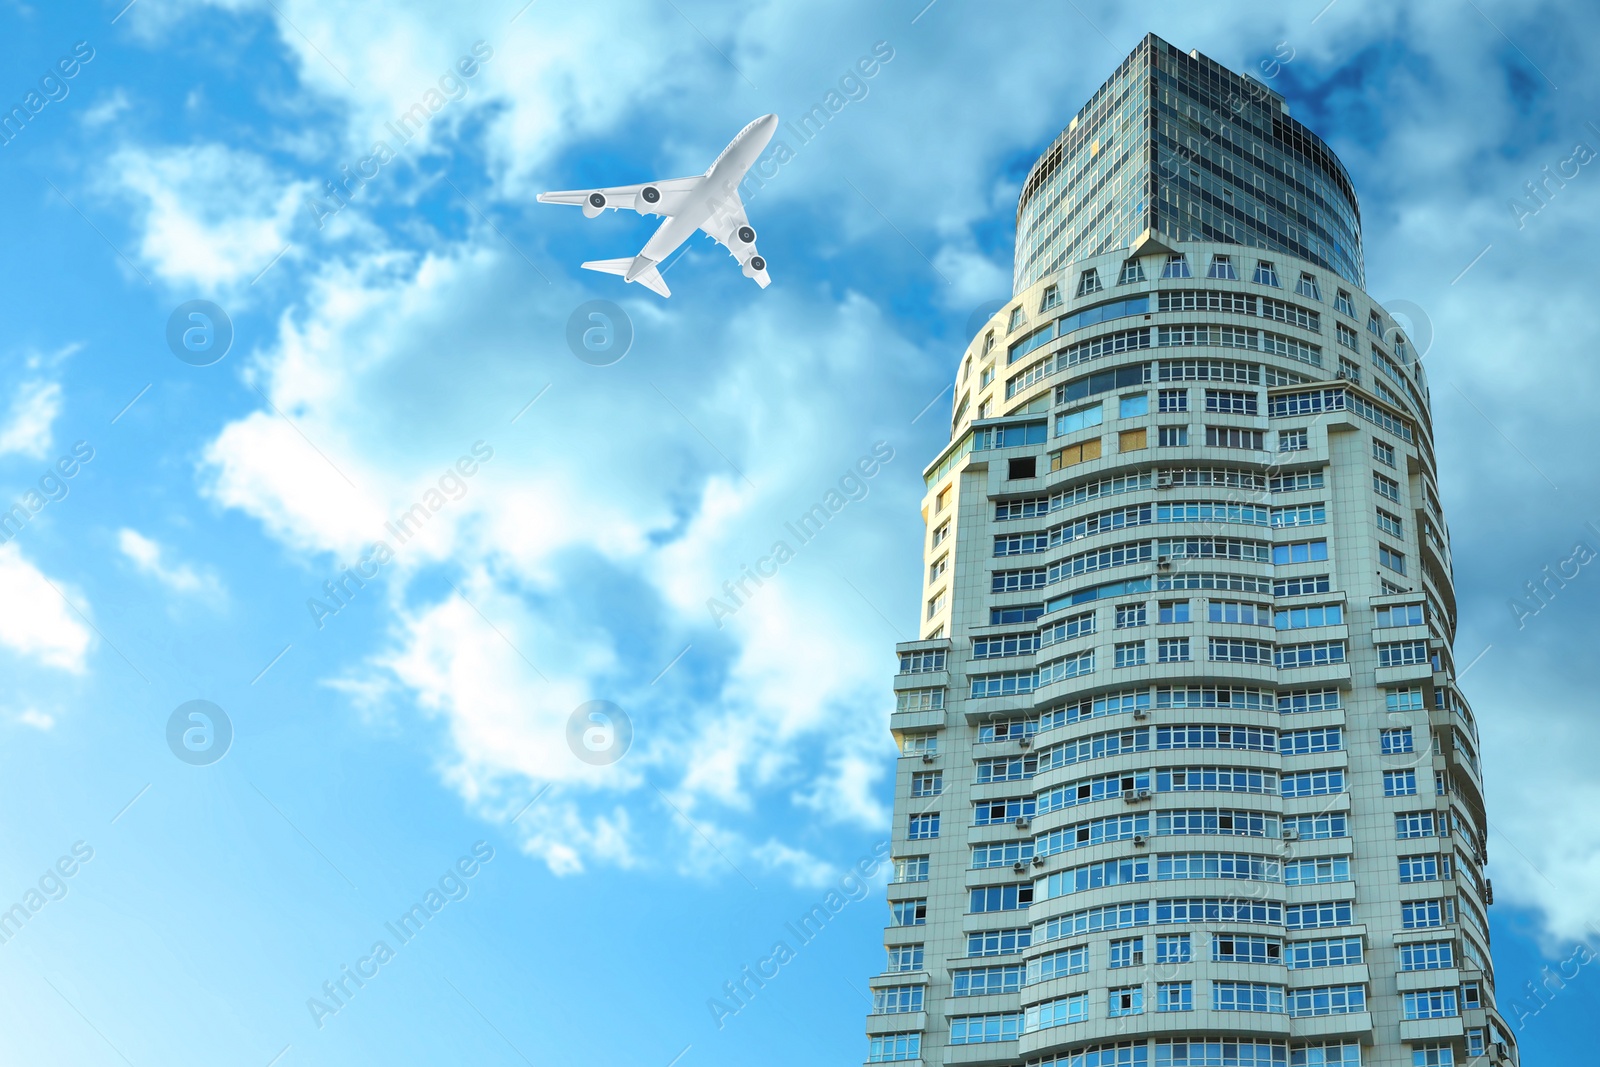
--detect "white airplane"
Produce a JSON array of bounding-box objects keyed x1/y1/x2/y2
[{"x1": 537, "y1": 113, "x2": 777, "y2": 298}]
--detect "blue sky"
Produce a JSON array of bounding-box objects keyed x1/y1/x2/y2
[{"x1": 0, "y1": 0, "x2": 1597, "y2": 1063}]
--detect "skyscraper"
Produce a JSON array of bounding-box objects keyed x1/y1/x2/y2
[{"x1": 869, "y1": 33, "x2": 1515, "y2": 1067}]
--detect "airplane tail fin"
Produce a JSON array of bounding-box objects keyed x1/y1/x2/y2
[{"x1": 582, "y1": 257, "x2": 671, "y2": 298}]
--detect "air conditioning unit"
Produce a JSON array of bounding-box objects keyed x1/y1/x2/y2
[
  {"x1": 1282, "y1": 826, "x2": 1300, "y2": 841},
  {"x1": 1335, "y1": 370, "x2": 1348, "y2": 380},
  {"x1": 1031, "y1": 855, "x2": 1046, "y2": 868},
  {"x1": 1156, "y1": 475, "x2": 1172, "y2": 489},
  {"x1": 1132, "y1": 833, "x2": 1149, "y2": 847},
  {"x1": 1133, "y1": 708, "x2": 1150, "y2": 720},
  {"x1": 1017, "y1": 735, "x2": 1032, "y2": 749},
  {"x1": 1484, "y1": 879, "x2": 1495, "y2": 905},
  {"x1": 1491, "y1": 1042, "x2": 1509, "y2": 1064},
  {"x1": 1015, "y1": 816, "x2": 1032, "y2": 830},
  {"x1": 1013, "y1": 860, "x2": 1027, "y2": 873},
  {"x1": 921, "y1": 752, "x2": 936, "y2": 764},
  {"x1": 1156, "y1": 555, "x2": 1172, "y2": 570}
]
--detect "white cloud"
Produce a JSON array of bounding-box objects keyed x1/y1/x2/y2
[
  {"x1": 104, "y1": 143, "x2": 317, "y2": 290},
  {"x1": 80, "y1": 87, "x2": 131, "y2": 129},
  {"x1": 0, "y1": 379, "x2": 61, "y2": 459},
  {"x1": 137, "y1": 0, "x2": 1600, "y2": 928},
  {"x1": 0, "y1": 544, "x2": 91, "y2": 673},
  {"x1": 117, "y1": 528, "x2": 223, "y2": 600}
]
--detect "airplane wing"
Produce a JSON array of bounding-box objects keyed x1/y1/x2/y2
[
  {"x1": 538, "y1": 175, "x2": 703, "y2": 218},
  {"x1": 697, "y1": 186, "x2": 770, "y2": 288}
]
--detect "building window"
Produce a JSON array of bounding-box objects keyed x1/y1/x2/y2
[
  {"x1": 1162, "y1": 254, "x2": 1191, "y2": 278},
  {"x1": 926, "y1": 591, "x2": 946, "y2": 619},
  {"x1": 1155, "y1": 934, "x2": 1191, "y2": 964},
  {"x1": 1208, "y1": 255, "x2": 1238, "y2": 280},
  {"x1": 907, "y1": 813, "x2": 940, "y2": 839},
  {"x1": 1007, "y1": 456, "x2": 1037, "y2": 480},
  {"x1": 886, "y1": 944, "x2": 924, "y2": 972},
  {"x1": 1008, "y1": 306, "x2": 1025, "y2": 332},
  {"x1": 1156, "y1": 982, "x2": 1193, "y2": 1012},
  {"x1": 889, "y1": 899, "x2": 927, "y2": 926},
  {"x1": 1119, "y1": 258, "x2": 1146, "y2": 284},
  {"x1": 1385, "y1": 770, "x2": 1418, "y2": 796},
  {"x1": 1204, "y1": 389, "x2": 1258, "y2": 415},
  {"x1": 1158, "y1": 426, "x2": 1189, "y2": 446},
  {"x1": 1120, "y1": 393, "x2": 1150, "y2": 417},
  {"x1": 896, "y1": 688, "x2": 945, "y2": 712},
  {"x1": 873, "y1": 986, "x2": 925, "y2": 1014},
  {"x1": 1114, "y1": 641, "x2": 1147, "y2": 668},
  {"x1": 1373, "y1": 472, "x2": 1401, "y2": 502},
  {"x1": 1056, "y1": 403, "x2": 1105, "y2": 436},
  {"x1": 1272, "y1": 539, "x2": 1329, "y2": 565},
  {"x1": 1402, "y1": 990, "x2": 1459, "y2": 1020},
  {"x1": 1377, "y1": 508, "x2": 1404, "y2": 538},
  {"x1": 953, "y1": 964, "x2": 1024, "y2": 996},
  {"x1": 899, "y1": 649, "x2": 946, "y2": 673},
  {"x1": 1336, "y1": 322, "x2": 1359, "y2": 350},
  {"x1": 1373, "y1": 438, "x2": 1397, "y2": 467},
  {"x1": 1109, "y1": 937, "x2": 1144, "y2": 968},
  {"x1": 1399, "y1": 941, "x2": 1453, "y2": 971},
  {"x1": 1108, "y1": 985, "x2": 1144, "y2": 1017},
  {"x1": 1157, "y1": 637, "x2": 1190, "y2": 662},
  {"x1": 1077, "y1": 269, "x2": 1103, "y2": 296},
  {"x1": 1040, "y1": 284, "x2": 1061, "y2": 312},
  {"x1": 894, "y1": 856, "x2": 930, "y2": 883},
  {"x1": 1368, "y1": 311, "x2": 1384, "y2": 337},
  {"x1": 949, "y1": 1013, "x2": 1022, "y2": 1044},
  {"x1": 1279, "y1": 429, "x2": 1308, "y2": 452},
  {"x1": 1378, "y1": 606, "x2": 1424, "y2": 630},
  {"x1": 910, "y1": 772, "x2": 943, "y2": 797},
  {"x1": 1158, "y1": 388, "x2": 1188, "y2": 412},
  {"x1": 1381, "y1": 728, "x2": 1415, "y2": 754},
  {"x1": 1296, "y1": 272, "x2": 1322, "y2": 300},
  {"x1": 1205, "y1": 426, "x2": 1265, "y2": 449},
  {"x1": 1401, "y1": 900, "x2": 1448, "y2": 929},
  {"x1": 1212, "y1": 981, "x2": 1284, "y2": 1013},
  {"x1": 1254, "y1": 261, "x2": 1281, "y2": 287},
  {"x1": 966, "y1": 927, "x2": 1030, "y2": 957},
  {"x1": 1274, "y1": 604, "x2": 1343, "y2": 629},
  {"x1": 930, "y1": 520, "x2": 950, "y2": 549},
  {"x1": 928, "y1": 556, "x2": 947, "y2": 583},
  {"x1": 1210, "y1": 600, "x2": 1270, "y2": 625},
  {"x1": 1052, "y1": 438, "x2": 1103, "y2": 470},
  {"x1": 1115, "y1": 603, "x2": 1148, "y2": 628},
  {"x1": 1159, "y1": 600, "x2": 1190, "y2": 623},
  {"x1": 1335, "y1": 290, "x2": 1356, "y2": 317},
  {"x1": 900, "y1": 733, "x2": 938, "y2": 755},
  {"x1": 1396, "y1": 813, "x2": 1437, "y2": 839},
  {"x1": 970, "y1": 884, "x2": 1033, "y2": 912},
  {"x1": 1119, "y1": 428, "x2": 1148, "y2": 452},
  {"x1": 1379, "y1": 544, "x2": 1407, "y2": 574},
  {"x1": 867, "y1": 1034, "x2": 920, "y2": 1062}
]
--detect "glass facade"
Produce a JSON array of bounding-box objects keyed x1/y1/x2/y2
[
  {"x1": 1015, "y1": 34, "x2": 1364, "y2": 294},
  {"x1": 874, "y1": 32, "x2": 1516, "y2": 1067}
]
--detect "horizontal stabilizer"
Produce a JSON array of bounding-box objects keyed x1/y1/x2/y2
[{"x1": 582, "y1": 257, "x2": 671, "y2": 298}]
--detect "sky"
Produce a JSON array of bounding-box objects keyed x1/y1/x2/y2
[{"x1": 0, "y1": 0, "x2": 1597, "y2": 1063}]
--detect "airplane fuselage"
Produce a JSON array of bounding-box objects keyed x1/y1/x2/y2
[{"x1": 637, "y1": 114, "x2": 778, "y2": 267}]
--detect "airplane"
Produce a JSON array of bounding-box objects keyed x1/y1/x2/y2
[{"x1": 536, "y1": 113, "x2": 777, "y2": 298}]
